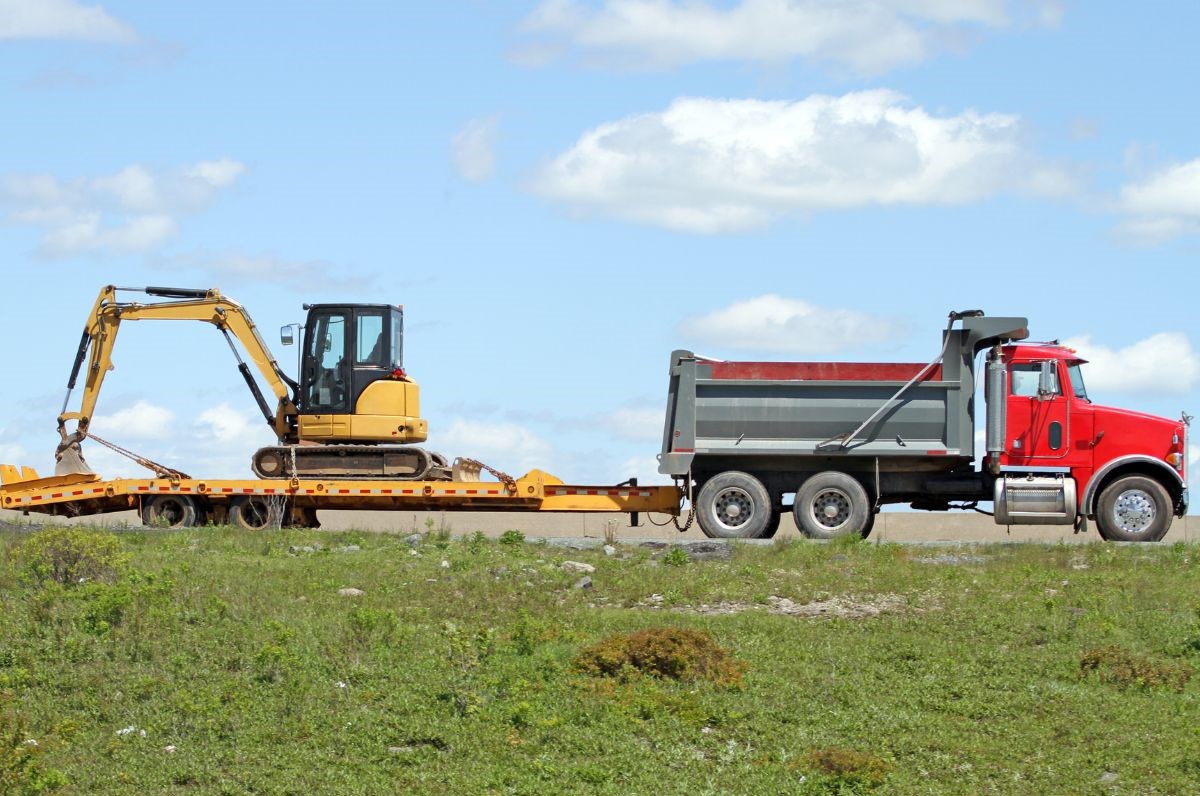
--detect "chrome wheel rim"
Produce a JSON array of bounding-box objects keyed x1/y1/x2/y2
[
  {"x1": 1112, "y1": 489, "x2": 1156, "y2": 535},
  {"x1": 712, "y1": 487, "x2": 754, "y2": 532},
  {"x1": 810, "y1": 488, "x2": 851, "y2": 531}
]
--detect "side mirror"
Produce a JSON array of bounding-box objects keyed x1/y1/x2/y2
[
  {"x1": 1038, "y1": 361, "x2": 1059, "y2": 399},
  {"x1": 280, "y1": 326, "x2": 295, "y2": 346}
]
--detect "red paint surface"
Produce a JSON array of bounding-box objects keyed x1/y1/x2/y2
[{"x1": 705, "y1": 361, "x2": 942, "y2": 382}]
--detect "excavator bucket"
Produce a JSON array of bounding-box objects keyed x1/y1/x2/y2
[
  {"x1": 54, "y1": 437, "x2": 95, "y2": 477},
  {"x1": 451, "y1": 457, "x2": 482, "y2": 482}
]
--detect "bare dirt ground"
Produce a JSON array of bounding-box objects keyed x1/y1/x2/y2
[{"x1": 3, "y1": 506, "x2": 1197, "y2": 544}]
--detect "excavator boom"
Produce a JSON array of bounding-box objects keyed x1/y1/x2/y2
[{"x1": 56, "y1": 285, "x2": 300, "y2": 474}]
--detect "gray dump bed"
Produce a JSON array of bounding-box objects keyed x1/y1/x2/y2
[{"x1": 658, "y1": 315, "x2": 1029, "y2": 477}]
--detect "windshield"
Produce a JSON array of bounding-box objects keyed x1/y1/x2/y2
[{"x1": 1068, "y1": 363, "x2": 1089, "y2": 401}]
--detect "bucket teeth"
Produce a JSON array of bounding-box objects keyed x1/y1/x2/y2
[{"x1": 452, "y1": 457, "x2": 482, "y2": 482}]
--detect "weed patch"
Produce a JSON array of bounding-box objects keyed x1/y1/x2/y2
[
  {"x1": 573, "y1": 627, "x2": 746, "y2": 686},
  {"x1": 798, "y1": 747, "x2": 891, "y2": 791},
  {"x1": 1079, "y1": 645, "x2": 1194, "y2": 690},
  {"x1": 1, "y1": 696, "x2": 68, "y2": 795},
  {"x1": 17, "y1": 528, "x2": 126, "y2": 588}
]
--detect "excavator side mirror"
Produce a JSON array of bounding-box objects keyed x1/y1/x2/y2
[{"x1": 280, "y1": 326, "x2": 295, "y2": 346}]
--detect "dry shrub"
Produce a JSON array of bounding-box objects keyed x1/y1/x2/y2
[
  {"x1": 800, "y1": 748, "x2": 891, "y2": 789},
  {"x1": 573, "y1": 627, "x2": 746, "y2": 686},
  {"x1": 1080, "y1": 645, "x2": 1194, "y2": 691}
]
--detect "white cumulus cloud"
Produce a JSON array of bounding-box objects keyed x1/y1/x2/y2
[
  {"x1": 91, "y1": 400, "x2": 176, "y2": 441},
  {"x1": 679, "y1": 295, "x2": 901, "y2": 354},
  {"x1": 195, "y1": 404, "x2": 257, "y2": 445},
  {"x1": 532, "y1": 91, "x2": 1069, "y2": 233},
  {"x1": 1063, "y1": 333, "x2": 1200, "y2": 395},
  {"x1": 1116, "y1": 157, "x2": 1200, "y2": 243},
  {"x1": 518, "y1": 0, "x2": 1061, "y2": 74},
  {"x1": 452, "y1": 116, "x2": 500, "y2": 183},
  {"x1": 0, "y1": 0, "x2": 137, "y2": 43},
  {"x1": 0, "y1": 159, "x2": 246, "y2": 257}
]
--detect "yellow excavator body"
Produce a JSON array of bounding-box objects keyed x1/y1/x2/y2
[{"x1": 56, "y1": 285, "x2": 446, "y2": 480}]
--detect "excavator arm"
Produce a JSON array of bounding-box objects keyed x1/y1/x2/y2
[{"x1": 56, "y1": 285, "x2": 301, "y2": 475}]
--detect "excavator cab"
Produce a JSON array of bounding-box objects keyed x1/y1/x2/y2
[{"x1": 290, "y1": 304, "x2": 428, "y2": 444}]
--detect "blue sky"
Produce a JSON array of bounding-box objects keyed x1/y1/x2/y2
[{"x1": 0, "y1": 1, "x2": 1197, "y2": 488}]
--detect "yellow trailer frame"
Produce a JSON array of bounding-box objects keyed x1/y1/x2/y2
[{"x1": 0, "y1": 465, "x2": 682, "y2": 527}]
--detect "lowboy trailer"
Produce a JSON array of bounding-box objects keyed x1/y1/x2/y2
[{"x1": 0, "y1": 466, "x2": 681, "y2": 530}]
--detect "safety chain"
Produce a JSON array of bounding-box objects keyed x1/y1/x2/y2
[
  {"x1": 455, "y1": 457, "x2": 517, "y2": 491},
  {"x1": 83, "y1": 432, "x2": 190, "y2": 481},
  {"x1": 672, "y1": 471, "x2": 695, "y2": 533}
]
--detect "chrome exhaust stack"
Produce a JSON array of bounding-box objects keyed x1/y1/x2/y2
[{"x1": 984, "y1": 343, "x2": 1007, "y2": 475}]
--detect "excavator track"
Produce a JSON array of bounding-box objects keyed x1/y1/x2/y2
[{"x1": 252, "y1": 445, "x2": 453, "y2": 481}]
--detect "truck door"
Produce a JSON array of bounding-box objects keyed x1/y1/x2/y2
[{"x1": 1006, "y1": 360, "x2": 1069, "y2": 462}]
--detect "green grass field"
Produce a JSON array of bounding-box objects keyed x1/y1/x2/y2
[{"x1": 2, "y1": 524, "x2": 1198, "y2": 795}]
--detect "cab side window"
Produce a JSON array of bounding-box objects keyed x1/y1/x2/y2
[
  {"x1": 356, "y1": 312, "x2": 386, "y2": 366},
  {"x1": 1010, "y1": 362, "x2": 1061, "y2": 397}
]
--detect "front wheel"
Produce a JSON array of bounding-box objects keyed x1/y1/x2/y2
[
  {"x1": 793, "y1": 472, "x2": 872, "y2": 539},
  {"x1": 1095, "y1": 475, "x2": 1172, "y2": 542},
  {"x1": 695, "y1": 471, "x2": 774, "y2": 539}
]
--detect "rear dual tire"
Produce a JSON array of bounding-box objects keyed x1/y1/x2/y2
[
  {"x1": 695, "y1": 472, "x2": 777, "y2": 539},
  {"x1": 793, "y1": 472, "x2": 873, "y2": 540}
]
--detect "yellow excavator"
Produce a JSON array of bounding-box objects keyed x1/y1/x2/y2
[{"x1": 55, "y1": 285, "x2": 457, "y2": 480}]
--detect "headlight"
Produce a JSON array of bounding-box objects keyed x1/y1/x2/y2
[{"x1": 1167, "y1": 452, "x2": 1185, "y2": 471}]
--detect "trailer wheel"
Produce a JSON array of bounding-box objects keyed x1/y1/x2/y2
[
  {"x1": 794, "y1": 472, "x2": 871, "y2": 539},
  {"x1": 228, "y1": 495, "x2": 284, "y2": 531},
  {"x1": 141, "y1": 495, "x2": 201, "y2": 528},
  {"x1": 695, "y1": 471, "x2": 774, "y2": 539},
  {"x1": 1095, "y1": 475, "x2": 1172, "y2": 542}
]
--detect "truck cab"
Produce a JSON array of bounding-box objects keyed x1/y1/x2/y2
[{"x1": 992, "y1": 343, "x2": 1188, "y2": 539}]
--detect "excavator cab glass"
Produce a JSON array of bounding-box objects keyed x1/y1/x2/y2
[{"x1": 300, "y1": 305, "x2": 403, "y2": 414}]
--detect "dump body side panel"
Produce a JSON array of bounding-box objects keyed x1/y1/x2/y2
[{"x1": 659, "y1": 353, "x2": 966, "y2": 476}]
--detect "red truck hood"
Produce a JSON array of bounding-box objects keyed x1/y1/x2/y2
[{"x1": 1090, "y1": 403, "x2": 1186, "y2": 473}]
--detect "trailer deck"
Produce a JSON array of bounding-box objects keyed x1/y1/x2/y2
[{"x1": 0, "y1": 465, "x2": 682, "y2": 527}]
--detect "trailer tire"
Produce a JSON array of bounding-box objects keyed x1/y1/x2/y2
[
  {"x1": 794, "y1": 472, "x2": 872, "y2": 539},
  {"x1": 1095, "y1": 475, "x2": 1172, "y2": 542},
  {"x1": 228, "y1": 495, "x2": 284, "y2": 531},
  {"x1": 695, "y1": 471, "x2": 774, "y2": 539},
  {"x1": 141, "y1": 495, "x2": 201, "y2": 528}
]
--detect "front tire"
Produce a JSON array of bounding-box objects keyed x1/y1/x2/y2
[
  {"x1": 793, "y1": 472, "x2": 872, "y2": 539},
  {"x1": 1095, "y1": 475, "x2": 1172, "y2": 542},
  {"x1": 695, "y1": 471, "x2": 774, "y2": 539}
]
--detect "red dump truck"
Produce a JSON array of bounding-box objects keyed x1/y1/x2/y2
[{"x1": 659, "y1": 311, "x2": 1189, "y2": 541}]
